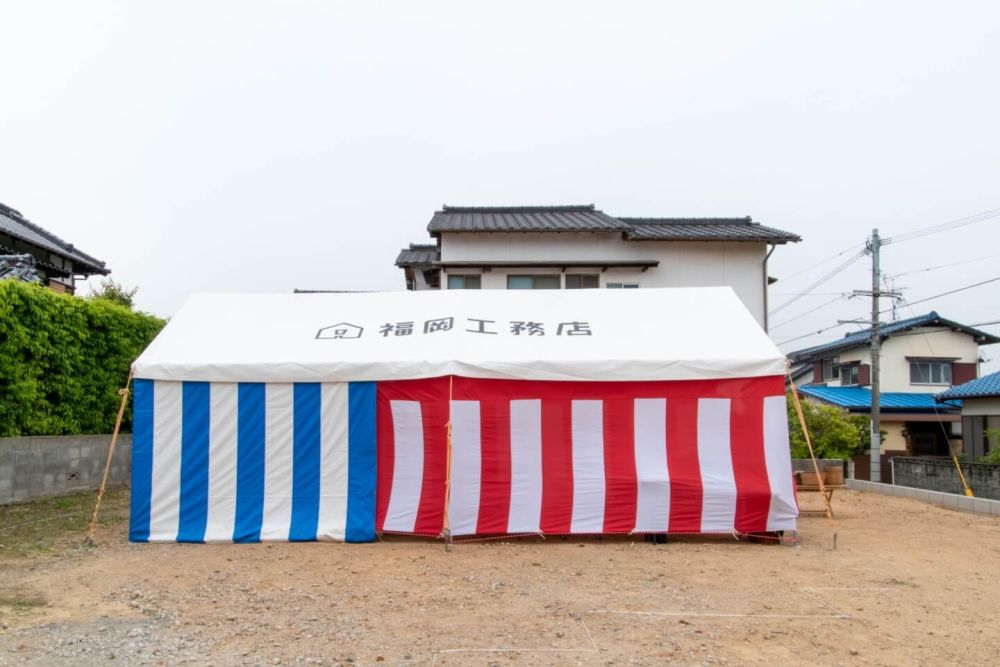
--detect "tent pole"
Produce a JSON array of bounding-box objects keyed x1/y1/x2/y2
[
  {"x1": 442, "y1": 375, "x2": 454, "y2": 550},
  {"x1": 788, "y1": 370, "x2": 834, "y2": 523},
  {"x1": 85, "y1": 371, "x2": 133, "y2": 544}
]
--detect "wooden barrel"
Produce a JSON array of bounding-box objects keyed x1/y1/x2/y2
[
  {"x1": 823, "y1": 466, "x2": 844, "y2": 485},
  {"x1": 799, "y1": 471, "x2": 822, "y2": 486}
]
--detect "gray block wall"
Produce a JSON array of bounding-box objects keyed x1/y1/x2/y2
[
  {"x1": 891, "y1": 456, "x2": 1000, "y2": 501},
  {"x1": 847, "y1": 478, "x2": 1000, "y2": 517},
  {"x1": 0, "y1": 434, "x2": 131, "y2": 505}
]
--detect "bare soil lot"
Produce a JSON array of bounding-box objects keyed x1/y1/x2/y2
[{"x1": 2, "y1": 489, "x2": 1000, "y2": 666}]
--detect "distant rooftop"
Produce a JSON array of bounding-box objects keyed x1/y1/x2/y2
[
  {"x1": 425, "y1": 204, "x2": 799, "y2": 243},
  {"x1": 394, "y1": 243, "x2": 439, "y2": 267},
  {"x1": 0, "y1": 201, "x2": 108, "y2": 275},
  {"x1": 789, "y1": 311, "x2": 1000, "y2": 361},
  {"x1": 937, "y1": 370, "x2": 1000, "y2": 402}
]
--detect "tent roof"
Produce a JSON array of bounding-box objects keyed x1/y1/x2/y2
[{"x1": 132, "y1": 287, "x2": 786, "y2": 383}]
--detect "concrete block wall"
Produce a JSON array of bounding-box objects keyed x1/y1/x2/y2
[
  {"x1": 791, "y1": 458, "x2": 845, "y2": 473},
  {"x1": 0, "y1": 434, "x2": 131, "y2": 505},
  {"x1": 846, "y1": 478, "x2": 1000, "y2": 517},
  {"x1": 891, "y1": 457, "x2": 1000, "y2": 501}
]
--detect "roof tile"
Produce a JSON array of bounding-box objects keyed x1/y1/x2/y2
[
  {"x1": 426, "y1": 206, "x2": 800, "y2": 242},
  {"x1": 0, "y1": 202, "x2": 108, "y2": 274},
  {"x1": 620, "y1": 217, "x2": 800, "y2": 243},
  {"x1": 395, "y1": 243, "x2": 440, "y2": 266},
  {"x1": 799, "y1": 386, "x2": 961, "y2": 411},
  {"x1": 789, "y1": 311, "x2": 1000, "y2": 361},
  {"x1": 936, "y1": 370, "x2": 1000, "y2": 401}
]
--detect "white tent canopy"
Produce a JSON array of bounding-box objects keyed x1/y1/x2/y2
[{"x1": 133, "y1": 287, "x2": 786, "y2": 383}]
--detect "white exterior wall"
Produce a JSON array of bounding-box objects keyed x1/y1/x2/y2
[
  {"x1": 962, "y1": 397, "x2": 1000, "y2": 417},
  {"x1": 410, "y1": 268, "x2": 434, "y2": 290},
  {"x1": 810, "y1": 328, "x2": 980, "y2": 392},
  {"x1": 438, "y1": 232, "x2": 768, "y2": 328},
  {"x1": 879, "y1": 328, "x2": 979, "y2": 392}
]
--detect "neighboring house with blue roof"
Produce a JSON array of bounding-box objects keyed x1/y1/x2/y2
[
  {"x1": 789, "y1": 312, "x2": 1000, "y2": 461},
  {"x1": 0, "y1": 201, "x2": 109, "y2": 294},
  {"x1": 396, "y1": 204, "x2": 801, "y2": 330},
  {"x1": 937, "y1": 371, "x2": 1000, "y2": 459}
]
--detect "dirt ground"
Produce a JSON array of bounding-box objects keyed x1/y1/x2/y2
[{"x1": 2, "y1": 489, "x2": 1000, "y2": 666}]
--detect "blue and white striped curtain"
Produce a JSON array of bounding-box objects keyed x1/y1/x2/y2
[{"x1": 129, "y1": 380, "x2": 377, "y2": 543}]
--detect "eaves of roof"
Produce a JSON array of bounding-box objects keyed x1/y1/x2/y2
[
  {"x1": 395, "y1": 243, "x2": 440, "y2": 267},
  {"x1": 799, "y1": 385, "x2": 961, "y2": 411},
  {"x1": 0, "y1": 202, "x2": 109, "y2": 275},
  {"x1": 619, "y1": 218, "x2": 801, "y2": 244}
]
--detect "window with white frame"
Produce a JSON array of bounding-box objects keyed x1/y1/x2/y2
[
  {"x1": 606, "y1": 282, "x2": 639, "y2": 289},
  {"x1": 910, "y1": 360, "x2": 952, "y2": 385},
  {"x1": 447, "y1": 274, "x2": 481, "y2": 289}
]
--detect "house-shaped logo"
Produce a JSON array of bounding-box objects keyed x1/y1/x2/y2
[{"x1": 315, "y1": 322, "x2": 363, "y2": 340}]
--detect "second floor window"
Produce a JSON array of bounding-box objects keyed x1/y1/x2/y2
[
  {"x1": 507, "y1": 275, "x2": 560, "y2": 289},
  {"x1": 822, "y1": 356, "x2": 839, "y2": 381},
  {"x1": 606, "y1": 282, "x2": 639, "y2": 289},
  {"x1": 447, "y1": 275, "x2": 481, "y2": 289},
  {"x1": 565, "y1": 274, "x2": 599, "y2": 289},
  {"x1": 839, "y1": 364, "x2": 859, "y2": 386},
  {"x1": 910, "y1": 360, "x2": 952, "y2": 385}
]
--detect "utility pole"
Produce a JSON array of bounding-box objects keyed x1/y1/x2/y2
[
  {"x1": 852, "y1": 231, "x2": 899, "y2": 482},
  {"x1": 869, "y1": 229, "x2": 883, "y2": 482}
]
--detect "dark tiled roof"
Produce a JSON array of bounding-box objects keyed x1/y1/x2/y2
[
  {"x1": 0, "y1": 202, "x2": 108, "y2": 275},
  {"x1": 789, "y1": 311, "x2": 1000, "y2": 362},
  {"x1": 799, "y1": 386, "x2": 961, "y2": 412},
  {"x1": 619, "y1": 217, "x2": 801, "y2": 243},
  {"x1": 395, "y1": 243, "x2": 440, "y2": 267},
  {"x1": 428, "y1": 205, "x2": 630, "y2": 234},
  {"x1": 937, "y1": 371, "x2": 1000, "y2": 401},
  {"x1": 426, "y1": 205, "x2": 800, "y2": 243}
]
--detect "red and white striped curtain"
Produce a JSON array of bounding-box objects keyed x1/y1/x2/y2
[{"x1": 375, "y1": 376, "x2": 798, "y2": 537}]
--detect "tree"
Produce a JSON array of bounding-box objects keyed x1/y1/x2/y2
[
  {"x1": 977, "y1": 429, "x2": 1000, "y2": 464},
  {"x1": 88, "y1": 278, "x2": 139, "y2": 309},
  {"x1": 786, "y1": 393, "x2": 869, "y2": 460}
]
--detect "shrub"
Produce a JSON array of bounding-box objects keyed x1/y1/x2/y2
[
  {"x1": 976, "y1": 429, "x2": 1000, "y2": 465},
  {"x1": 0, "y1": 280, "x2": 164, "y2": 436},
  {"x1": 786, "y1": 392, "x2": 869, "y2": 460}
]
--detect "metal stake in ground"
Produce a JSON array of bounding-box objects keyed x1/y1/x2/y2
[{"x1": 85, "y1": 371, "x2": 132, "y2": 544}]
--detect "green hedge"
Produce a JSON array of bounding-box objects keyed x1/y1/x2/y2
[{"x1": 0, "y1": 280, "x2": 165, "y2": 437}]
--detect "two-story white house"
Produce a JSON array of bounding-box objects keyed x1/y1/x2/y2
[
  {"x1": 395, "y1": 204, "x2": 800, "y2": 330},
  {"x1": 788, "y1": 312, "x2": 1000, "y2": 470}
]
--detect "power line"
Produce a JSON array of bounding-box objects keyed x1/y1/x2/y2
[
  {"x1": 886, "y1": 206, "x2": 1000, "y2": 244},
  {"x1": 773, "y1": 242, "x2": 866, "y2": 284},
  {"x1": 776, "y1": 206, "x2": 999, "y2": 293},
  {"x1": 886, "y1": 252, "x2": 1000, "y2": 279},
  {"x1": 769, "y1": 294, "x2": 847, "y2": 331},
  {"x1": 774, "y1": 321, "x2": 851, "y2": 346},
  {"x1": 769, "y1": 249, "x2": 866, "y2": 317},
  {"x1": 769, "y1": 291, "x2": 846, "y2": 296},
  {"x1": 880, "y1": 275, "x2": 1000, "y2": 313}
]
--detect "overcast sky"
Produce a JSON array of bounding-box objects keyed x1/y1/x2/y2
[{"x1": 2, "y1": 1, "x2": 999, "y2": 369}]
